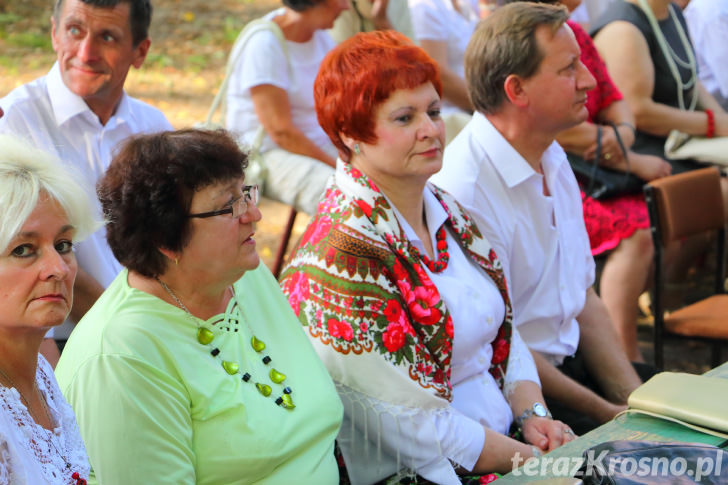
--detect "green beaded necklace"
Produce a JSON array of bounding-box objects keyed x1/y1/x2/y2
[{"x1": 156, "y1": 277, "x2": 295, "y2": 410}]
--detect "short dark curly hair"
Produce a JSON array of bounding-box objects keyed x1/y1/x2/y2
[{"x1": 98, "y1": 129, "x2": 247, "y2": 278}]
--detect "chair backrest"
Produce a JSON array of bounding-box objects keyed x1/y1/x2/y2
[{"x1": 644, "y1": 167, "x2": 724, "y2": 247}]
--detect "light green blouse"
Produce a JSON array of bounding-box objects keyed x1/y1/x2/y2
[{"x1": 55, "y1": 266, "x2": 343, "y2": 484}]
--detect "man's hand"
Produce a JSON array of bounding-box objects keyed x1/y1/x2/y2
[{"x1": 593, "y1": 401, "x2": 628, "y2": 424}]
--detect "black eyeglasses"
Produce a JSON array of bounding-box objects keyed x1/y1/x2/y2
[{"x1": 187, "y1": 185, "x2": 259, "y2": 219}]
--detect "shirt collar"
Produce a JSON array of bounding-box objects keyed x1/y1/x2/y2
[
  {"x1": 471, "y1": 111, "x2": 565, "y2": 188},
  {"x1": 47, "y1": 61, "x2": 130, "y2": 128},
  {"x1": 391, "y1": 188, "x2": 449, "y2": 252}
]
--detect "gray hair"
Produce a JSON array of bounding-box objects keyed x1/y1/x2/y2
[{"x1": 0, "y1": 134, "x2": 98, "y2": 253}]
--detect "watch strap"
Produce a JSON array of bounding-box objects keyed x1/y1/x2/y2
[{"x1": 515, "y1": 402, "x2": 552, "y2": 430}]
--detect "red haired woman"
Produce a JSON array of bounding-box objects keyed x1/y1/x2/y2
[{"x1": 280, "y1": 31, "x2": 574, "y2": 484}]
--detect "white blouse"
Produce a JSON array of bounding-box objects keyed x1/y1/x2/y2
[
  {"x1": 337, "y1": 189, "x2": 540, "y2": 485},
  {"x1": 0, "y1": 355, "x2": 89, "y2": 484}
]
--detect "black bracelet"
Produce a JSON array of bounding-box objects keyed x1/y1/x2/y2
[{"x1": 617, "y1": 122, "x2": 636, "y2": 137}]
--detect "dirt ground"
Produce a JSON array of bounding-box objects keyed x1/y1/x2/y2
[{"x1": 0, "y1": 0, "x2": 721, "y2": 374}]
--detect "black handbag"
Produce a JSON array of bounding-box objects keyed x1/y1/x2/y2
[
  {"x1": 568, "y1": 122, "x2": 644, "y2": 200},
  {"x1": 575, "y1": 440, "x2": 728, "y2": 484}
]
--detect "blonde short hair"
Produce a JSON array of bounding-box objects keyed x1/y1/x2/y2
[{"x1": 0, "y1": 134, "x2": 98, "y2": 253}]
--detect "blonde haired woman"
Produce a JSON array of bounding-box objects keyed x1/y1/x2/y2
[{"x1": 0, "y1": 134, "x2": 95, "y2": 484}]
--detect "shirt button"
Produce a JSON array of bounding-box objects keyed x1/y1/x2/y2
[
  {"x1": 487, "y1": 316, "x2": 493, "y2": 324},
  {"x1": 478, "y1": 356, "x2": 486, "y2": 364}
]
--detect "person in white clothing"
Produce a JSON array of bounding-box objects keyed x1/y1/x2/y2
[
  {"x1": 408, "y1": 0, "x2": 478, "y2": 141},
  {"x1": 328, "y1": 0, "x2": 414, "y2": 44},
  {"x1": 0, "y1": 0, "x2": 172, "y2": 364},
  {"x1": 685, "y1": 0, "x2": 728, "y2": 111},
  {"x1": 432, "y1": 2, "x2": 646, "y2": 435},
  {"x1": 281, "y1": 30, "x2": 574, "y2": 484},
  {"x1": 226, "y1": 0, "x2": 348, "y2": 216},
  {"x1": 0, "y1": 134, "x2": 94, "y2": 484}
]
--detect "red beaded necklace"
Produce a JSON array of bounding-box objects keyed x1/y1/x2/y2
[{"x1": 413, "y1": 225, "x2": 450, "y2": 273}]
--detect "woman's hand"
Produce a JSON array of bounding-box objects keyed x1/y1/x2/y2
[
  {"x1": 630, "y1": 152, "x2": 672, "y2": 182},
  {"x1": 584, "y1": 125, "x2": 626, "y2": 168},
  {"x1": 250, "y1": 84, "x2": 337, "y2": 167},
  {"x1": 714, "y1": 111, "x2": 728, "y2": 138},
  {"x1": 522, "y1": 417, "x2": 577, "y2": 453}
]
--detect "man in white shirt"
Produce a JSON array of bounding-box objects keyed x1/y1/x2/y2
[
  {"x1": 432, "y1": 2, "x2": 645, "y2": 434},
  {"x1": 0, "y1": 0, "x2": 172, "y2": 363},
  {"x1": 685, "y1": 0, "x2": 728, "y2": 111}
]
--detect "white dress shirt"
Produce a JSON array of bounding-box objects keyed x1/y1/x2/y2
[
  {"x1": 0, "y1": 63, "x2": 172, "y2": 336},
  {"x1": 338, "y1": 188, "x2": 540, "y2": 485},
  {"x1": 432, "y1": 112, "x2": 595, "y2": 365},
  {"x1": 685, "y1": 0, "x2": 728, "y2": 109}
]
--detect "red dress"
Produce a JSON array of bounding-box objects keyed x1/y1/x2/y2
[{"x1": 568, "y1": 20, "x2": 650, "y2": 256}]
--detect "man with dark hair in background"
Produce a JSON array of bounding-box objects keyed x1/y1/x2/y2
[
  {"x1": 0, "y1": 0, "x2": 172, "y2": 363},
  {"x1": 433, "y1": 2, "x2": 646, "y2": 435}
]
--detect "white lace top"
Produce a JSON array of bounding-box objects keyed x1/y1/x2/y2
[{"x1": 0, "y1": 355, "x2": 89, "y2": 484}]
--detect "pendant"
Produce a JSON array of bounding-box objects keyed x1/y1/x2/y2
[
  {"x1": 256, "y1": 383, "x2": 272, "y2": 397},
  {"x1": 197, "y1": 327, "x2": 215, "y2": 345},
  {"x1": 222, "y1": 361, "x2": 239, "y2": 375},
  {"x1": 269, "y1": 368, "x2": 286, "y2": 384},
  {"x1": 280, "y1": 393, "x2": 295, "y2": 409},
  {"x1": 251, "y1": 336, "x2": 266, "y2": 352}
]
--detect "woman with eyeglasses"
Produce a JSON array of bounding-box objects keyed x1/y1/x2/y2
[{"x1": 54, "y1": 129, "x2": 343, "y2": 484}]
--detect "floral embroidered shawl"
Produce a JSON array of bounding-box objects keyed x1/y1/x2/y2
[{"x1": 280, "y1": 161, "x2": 513, "y2": 409}]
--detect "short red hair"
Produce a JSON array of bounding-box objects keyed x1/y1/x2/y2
[{"x1": 314, "y1": 30, "x2": 442, "y2": 160}]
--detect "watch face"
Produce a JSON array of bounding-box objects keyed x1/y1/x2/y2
[{"x1": 533, "y1": 402, "x2": 547, "y2": 417}]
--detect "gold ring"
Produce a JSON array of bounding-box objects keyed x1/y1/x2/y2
[{"x1": 604, "y1": 153, "x2": 612, "y2": 161}]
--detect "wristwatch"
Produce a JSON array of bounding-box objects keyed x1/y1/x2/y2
[{"x1": 515, "y1": 402, "x2": 552, "y2": 430}]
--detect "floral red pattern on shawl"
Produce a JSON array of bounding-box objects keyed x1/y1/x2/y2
[{"x1": 280, "y1": 163, "x2": 513, "y2": 401}]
